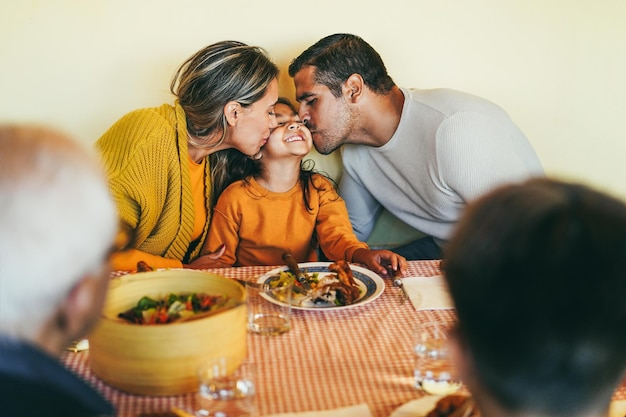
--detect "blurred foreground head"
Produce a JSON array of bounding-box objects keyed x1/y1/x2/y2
[
  {"x1": 0, "y1": 125, "x2": 117, "y2": 352},
  {"x1": 443, "y1": 178, "x2": 626, "y2": 417}
]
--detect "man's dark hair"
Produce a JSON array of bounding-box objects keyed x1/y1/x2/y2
[
  {"x1": 443, "y1": 178, "x2": 626, "y2": 416},
  {"x1": 288, "y1": 33, "x2": 395, "y2": 97}
]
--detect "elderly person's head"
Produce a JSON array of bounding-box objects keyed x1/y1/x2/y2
[
  {"x1": 0, "y1": 125, "x2": 117, "y2": 356},
  {"x1": 443, "y1": 178, "x2": 626, "y2": 417}
]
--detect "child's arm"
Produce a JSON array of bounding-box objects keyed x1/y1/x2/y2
[
  {"x1": 313, "y1": 175, "x2": 407, "y2": 276},
  {"x1": 351, "y1": 248, "x2": 407, "y2": 277},
  {"x1": 314, "y1": 177, "x2": 368, "y2": 261}
]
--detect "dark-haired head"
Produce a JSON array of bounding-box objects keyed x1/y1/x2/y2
[
  {"x1": 289, "y1": 34, "x2": 395, "y2": 97},
  {"x1": 443, "y1": 178, "x2": 626, "y2": 416}
]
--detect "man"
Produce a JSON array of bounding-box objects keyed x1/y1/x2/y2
[
  {"x1": 0, "y1": 125, "x2": 118, "y2": 416},
  {"x1": 443, "y1": 178, "x2": 626, "y2": 417},
  {"x1": 289, "y1": 33, "x2": 544, "y2": 260}
]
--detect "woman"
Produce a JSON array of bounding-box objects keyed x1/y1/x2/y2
[{"x1": 96, "y1": 41, "x2": 279, "y2": 271}]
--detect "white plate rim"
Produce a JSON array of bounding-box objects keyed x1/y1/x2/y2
[{"x1": 257, "y1": 261, "x2": 385, "y2": 311}]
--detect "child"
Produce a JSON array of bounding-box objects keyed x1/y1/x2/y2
[{"x1": 202, "y1": 99, "x2": 406, "y2": 277}]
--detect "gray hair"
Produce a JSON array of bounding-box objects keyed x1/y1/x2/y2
[
  {"x1": 0, "y1": 125, "x2": 117, "y2": 339},
  {"x1": 170, "y1": 41, "x2": 279, "y2": 148}
]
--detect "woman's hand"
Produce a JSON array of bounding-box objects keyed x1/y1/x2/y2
[
  {"x1": 184, "y1": 244, "x2": 228, "y2": 269},
  {"x1": 352, "y1": 248, "x2": 407, "y2": 277}
]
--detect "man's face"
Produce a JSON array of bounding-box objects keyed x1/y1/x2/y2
[{"x1": 293, "y1": 66, "x2": 355, "y2": 155}]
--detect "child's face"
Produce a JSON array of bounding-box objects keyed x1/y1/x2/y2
[{"x1": 263, "y1": 107, "x2": 312, "y2": 159}]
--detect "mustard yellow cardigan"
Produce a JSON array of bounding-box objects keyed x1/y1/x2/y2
[{"x1": 96, "y1": 102, "x2": 211, "y2": 268}]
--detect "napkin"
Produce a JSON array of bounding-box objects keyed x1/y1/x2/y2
[
  {"x1": 389, "y1": 396, "x2": 443, "y2": 417},
  {"x1": 264, "y1": 403, "x2": 373, "y2": 417},
  {"x1": 391, "y1": 397, "x2": 626, "y2": 417},
  {"x1": 402, "y1": 275, "x2": 454, "y2": 310},
  {"x1": 610, "y1": 400, "x2": 626, "y2": 417}
]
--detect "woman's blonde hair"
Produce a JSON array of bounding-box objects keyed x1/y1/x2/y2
[{"x1": 170, "y1": 40, "x2": 279, "y2": 149}]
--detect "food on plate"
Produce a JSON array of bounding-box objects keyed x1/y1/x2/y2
[
  {"x1": 318, "y1": 260, "x2": 361, "y2": 305},
  {"x1": 118, "y1": 292, "x2": 232, "y2": 324},
  {"x1": 269, "y1": 260, "x2": 362, "y2": 306},
  {"x1": 425, "y1": 395, "x2": 479, "y2": 417}
]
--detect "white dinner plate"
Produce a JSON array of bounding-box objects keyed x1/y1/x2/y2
[
  {"x1": 609, "y1": 400, "x2": 626, "y2": 417},
  {"x1": 257, "y1": 262, "x2": 384, "y2": 311}
]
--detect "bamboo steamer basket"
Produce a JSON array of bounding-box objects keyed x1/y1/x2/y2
[{"x1": 88, "y1": 269, "x2": 247, "y2": 396}]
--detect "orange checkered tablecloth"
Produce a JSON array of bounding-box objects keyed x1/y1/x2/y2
[{"x1": 61, "y1": 260, "x2": 626, "y2": 417}]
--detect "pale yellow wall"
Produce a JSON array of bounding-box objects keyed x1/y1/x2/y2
[{"x1": 1, "y1": 0, "x2": 625, "y2": 199}]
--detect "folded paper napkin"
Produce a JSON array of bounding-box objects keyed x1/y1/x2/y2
[
  {"x1": 610, "y1": 400, "x2": 626, "y2": 417},
  {"x1": 402, "y1": 275, "x2": 454, "y2": 311},
  {"x1": 264, "y1": 403, "x2": 373, "y2": 417},
  {"x1": 390, "y1": 398, "x2": 626, "y2": 417}
]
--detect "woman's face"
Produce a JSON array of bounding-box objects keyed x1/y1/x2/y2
[{"x1": 228, "y1": 78, "x2": 279, "y2": 158}]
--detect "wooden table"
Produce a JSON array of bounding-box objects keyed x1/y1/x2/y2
[{"x1": 61, "y1": 260, "x2": 626, "y2": 416}]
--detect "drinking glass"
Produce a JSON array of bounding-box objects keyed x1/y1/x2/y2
[
  {"x1": 66, "y1": 338, "x2": 89, "y2": 352},
  {"x1": 196, "y1": 356, "x2": 256, "y2": 417},
  {"x1": 414, "y1": 320, "x2": 462, "y2": 395},
  {"x1": 246, "y1": 280, "x2": 292, "y2": 335}
]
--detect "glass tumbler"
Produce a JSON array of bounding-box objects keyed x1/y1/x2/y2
[
  {"x1": 246, "y1": 280, "x2": 292, "y2": 335},
  {"x1": 196, "y1": 356, "x2": 256, "y2": 417},
  {"x1": 413, "y1": 320, "x2": 462, "y2": 395}
]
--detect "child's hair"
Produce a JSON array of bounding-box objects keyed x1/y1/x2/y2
[
  {"x1": 276, "y1": 96, "x2": 298, "y2": 113},
  {"x1": 298, "y1": 159, "x2": 338, "y2": 212},
  {"x1": 209, "y1": 149, "x2": 256, "y2": 207}
]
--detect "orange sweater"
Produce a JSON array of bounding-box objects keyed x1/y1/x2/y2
[{"x1": 205, "y1": 174, "x2": 368, "y2": 267}]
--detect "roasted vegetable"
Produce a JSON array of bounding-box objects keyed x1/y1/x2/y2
[{"x1": 118, "y1": 292, "x2": 231, "y2": 324}]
